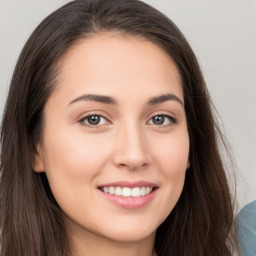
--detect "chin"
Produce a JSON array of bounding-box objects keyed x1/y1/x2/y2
[
  {"x1": 97, "y1": 219, "x2": 158, "y2": 243},
  {"x1": 102, "y1": 229, "x2": 156, "y2": 243}
]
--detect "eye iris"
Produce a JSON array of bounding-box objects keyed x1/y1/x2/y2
[
  {"x1": 153, "y1": 115, "x2": 165, "y2": 125},
  {"x1": 88, "y1": 115, "x2": 100, "y2": 125}
]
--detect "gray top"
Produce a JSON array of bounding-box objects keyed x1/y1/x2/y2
[{"x1": 237, "y1": 200, "x2": 256, "y2": 256}]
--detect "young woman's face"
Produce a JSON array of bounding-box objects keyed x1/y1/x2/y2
[{"x1": 35, "y1": 34, "x2": 190, "y2": 245}]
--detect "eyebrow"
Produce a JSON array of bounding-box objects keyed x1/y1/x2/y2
[
  {"x1": 68, "y1": 94, "x2": 117, "y2": 105},
  {"x1": 68, "y1": 93, "x2": 183, "y2": 106},
  {"x1": 148, "y1": 94, "x2": 183, "y2": 106}
]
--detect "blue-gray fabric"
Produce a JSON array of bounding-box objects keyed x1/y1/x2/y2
[{"x1": 237, "y1": 200, "x2": 256, "y2": 256}]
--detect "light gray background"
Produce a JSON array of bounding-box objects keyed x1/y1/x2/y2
[{"x1": 0, "y1": 0, "x2": 255, "y2": 208}]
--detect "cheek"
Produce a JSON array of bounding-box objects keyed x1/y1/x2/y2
[
  {"x1": 43, "y1": 126, "x2": 106, "y2": 170},
  {"x1": 150, "y1": 131, "x2": 189, "y2": 217},
  {"x1": 41, "y1": 127, "x2": 112, "y2": 197},
  {"x1": 151, "y1": 130, "x2": 189, "y2": 174},
  {"x1": 159, "y1": 143, "x2": 188, "y2": 195},
  {"x1": 41, "y1": 130, "x2": 113, "y2": 213}
]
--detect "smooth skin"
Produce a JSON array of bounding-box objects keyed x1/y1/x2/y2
[{"x1": 34, "y1": 33, "x2": 190, "y2": 256}]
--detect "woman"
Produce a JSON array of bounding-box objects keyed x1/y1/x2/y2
[{"x1": 0, "y1": 0, "x2": 241, "y2": 255}]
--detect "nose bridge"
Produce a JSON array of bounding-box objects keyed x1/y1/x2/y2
[{"x1": 113, "y1": 118, "x2": 149, "y2": 169}]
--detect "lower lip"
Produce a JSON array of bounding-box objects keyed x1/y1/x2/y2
[{"x1": 99, "y1": 189, "x2": 157, "y2": 209}]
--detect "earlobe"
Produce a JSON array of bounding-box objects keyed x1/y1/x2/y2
[{"x1": 33, "y1": 146, "x2": 45, "y2": 173}]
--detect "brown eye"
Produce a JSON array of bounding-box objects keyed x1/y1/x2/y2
[
  {"x1": 79, "y1": 115, "x2": 109, "y2": 127},
  {"x1": 152, "y1": 115, "x2": 165, "y2": 125},
  {"x1": 87, "y1": 115, "x2": 101, "y2": 125},
  {"x1": 148, "y1": 114, "x2": 177, "y2": 126}
]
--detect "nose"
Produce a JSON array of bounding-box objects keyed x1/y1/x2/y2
[{"x1": 112, "y1": 123, "x2": 151, "y2": 170}]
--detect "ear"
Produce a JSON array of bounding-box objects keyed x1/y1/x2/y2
[{"x1": 33, "y1": 145, "x2": 45, "y2": 173}]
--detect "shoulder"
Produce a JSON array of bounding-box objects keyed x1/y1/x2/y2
[
  {"x1": 237, "y1": 200, "x2": 256, "y2": 256},
  {"x1": 238, "y1": 200, "x2": 256, "y2": 219}
]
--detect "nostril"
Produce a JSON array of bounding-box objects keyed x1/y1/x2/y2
[{"x1": 112, "y1": 155, "x2": 150, "y2": 170}]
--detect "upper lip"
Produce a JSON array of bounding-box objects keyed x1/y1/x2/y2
[{"x1": 98, "y1": 180, "x2": 158, "y2": 188}]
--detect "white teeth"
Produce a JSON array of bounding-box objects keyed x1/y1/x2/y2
[
  {"x1": 140, "y1": 187, "x2": 146, "y2": 196},
  {"x1": 109, "y1": 186, "x2": 115, "y2": 194},
  {"x1": 131, "y1": 187, "x2": 140, "y2": 197},
  {"x1": 145, "y1": 187, "x2": 151, "y2": 194},
  {"x1": 122, "y1": 187, "x2": 132, "y2": 197},
  {"x1": 115, "y1": 187, "x2": 122, "y2": 196},
  {"x1": 103, "y1": 187, "x2": 109, "y2": 193},
  {"x1": 101, "y1": 186, "x2": 154, "y2": 197}
]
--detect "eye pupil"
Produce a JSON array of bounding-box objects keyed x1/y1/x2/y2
[
  {"x1": 88, "y1": 115, "x2": 100, "y2": 125},
  {"x1": 153, "y1": 115, "x2": 165, "y2": 125}
]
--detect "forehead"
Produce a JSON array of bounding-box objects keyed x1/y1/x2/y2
[{"x1": 51, "y1": 33, "x2": 183, "y2": 103}]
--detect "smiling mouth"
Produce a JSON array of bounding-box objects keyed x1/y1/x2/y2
[{"x1": 99, "y1": 186, "x2": 157, "y2": 197}]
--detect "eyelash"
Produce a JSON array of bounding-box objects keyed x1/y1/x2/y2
[
  {"x1": 78, "y1": 114, "x2": 110, "y2": 128},
  {"x1": 147, "y1": 114, "x2": 177, "y2": 127},
  {"x1": 78, "y1": 113, "x2": 177, "y2": 128}
]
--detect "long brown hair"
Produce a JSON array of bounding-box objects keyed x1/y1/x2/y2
[{"x1": 0, "y1": 0, "x2": 240, "y2": 255}]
